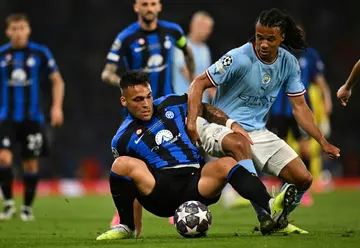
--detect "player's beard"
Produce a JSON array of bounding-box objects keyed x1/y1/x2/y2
[{"x1": 140, "y1": 12, "x2": 157, "y2": 25}]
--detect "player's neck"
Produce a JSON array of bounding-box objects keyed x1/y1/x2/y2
[
  {"x1": 139, "y1": 19, "x2": 158, "y2": 31},
  {"x1": 11, "y1": 40, "x2": 28, "y2": 49}
]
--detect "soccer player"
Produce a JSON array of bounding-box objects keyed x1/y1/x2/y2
[
  {"x1": 337, "y1": 59, "x2": 360, "y2": 106},
  {"x1": 101, "y1": 0, "x2": 195, "y2": 99},
  {"x1": 0, "y1": 14, "x2": 65, "y2": 221},
  {"x1": 267, "y1": 40, "x2": 333, "y2": 206},
  {"x1": 96, "y1": 70, "x2": 297, "y2": 240},
  {"x1": 186, "y1": 8, "x2": 340, "y2": 234},
  {"x1": 103, "y1": 0, "x2": 195, "y2": 227},
  {"x1": 172, "y1": 11, "x2": 215, "y2": 103}
]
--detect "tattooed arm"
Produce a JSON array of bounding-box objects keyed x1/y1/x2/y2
[
  {"x1": 198, "y1": 102, "x2": 254, "y2": 144},
  {"x1": 183, "y1": 45, "x2": 195, "y2": 81},
  {"x1": 101, "y1": 63, "x2": 121, "y2": 86},
  {"x1": 198, "y1": 103, "x2": 229, "y2": 126}
]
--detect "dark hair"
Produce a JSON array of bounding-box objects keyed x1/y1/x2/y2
[
  {"x1": 120, "y1": 70, "x2": 149, "y2": 91},
  {"x1": 5, "y1": 13, "x2": 30, "y2": 28},
  {"x1": 249, "y1": 8, "x2": 308, "y2": 51}
]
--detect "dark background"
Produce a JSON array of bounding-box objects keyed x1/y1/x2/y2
[{"x1": 1, "y1": 0, "x2": 359, "y2": 178}]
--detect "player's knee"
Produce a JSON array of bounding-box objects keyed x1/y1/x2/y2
[
  {"x1": 23, "y1": 159, "x2": 39, "y2": 173},
  {"x1": 224, "y1": 134, "x2": 251, "y2": 160},
  {"x1": 0, "y1": 149, "x2": 13, "y2": 165},
  {"x1": 298, "y1": 171, "x2": 313, "y2": 190},
  {"x1": 216, "y1": 157, "x2": 238, "y2": 177},
  {"x1": 111, "y1": 156, "x2": 146, "y2": 177}
]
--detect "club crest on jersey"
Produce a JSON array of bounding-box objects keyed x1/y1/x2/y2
[
  {"x1": 262, "y1": 74, "x2": 271, "y2": 85},
  {"x1": 165, "y1": 110, "x2": 174, "y2": 119},
  {"x1": 138, "y1": 38, "x2": 145, "y2": 45},
  {"x1": 136, "y1": 128, "x2": 143, "y2": 135},
  {"x1": 155, "y1": 129, "x2": 173, "y2": 145},
  {"x1": 221, "y1": 55, "x2": 233, "y2": 67}
]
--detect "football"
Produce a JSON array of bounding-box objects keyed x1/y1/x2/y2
[{"x1": 174, "y1": 201, "x2": 212, "y2": 238}]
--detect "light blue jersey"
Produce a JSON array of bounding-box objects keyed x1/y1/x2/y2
[
  {"x1": 206, "y1": 42, "x2": 305, "y2": 131},
  {"x1": 172, "y1": 38, "x2": 212, "y2": 102}
]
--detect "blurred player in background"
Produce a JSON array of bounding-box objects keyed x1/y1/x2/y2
[
  {"x1": 186, "y1": 8, "x2": 340, "y2": 234},
  {"x1": 172, "y1": 11, "x2": 215, "y2": 103},
  {"x1": 267, "y1": 27, "x2": 333, "y2": 205},
  {"x1": 337, "y1": 59, "x2": 360, "y2": 106},
  {"x1": 0, "y1": 14, "x2": 65, "y2": 221},
  {"x1": 102, "y1": 0, "x2": 195, "y2": 227},
  {"x1": 102, "y1": 0, "x2": 195, "y2": 99}
]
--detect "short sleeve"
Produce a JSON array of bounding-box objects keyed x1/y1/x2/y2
[{"x1": 205, "y1": 49, "x2": 251, "y2": 86}]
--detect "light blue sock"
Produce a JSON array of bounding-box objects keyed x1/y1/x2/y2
[{"x1": 281, "y1": 183, "x2": 307, "y2": 213}]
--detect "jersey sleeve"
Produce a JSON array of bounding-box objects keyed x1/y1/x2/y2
[
  {"x1": 106, "y1": 32, "x2": 127, "y2": 64},
  {"x1": 110, "y1": 119, "x2": 134, "y2": 159},
  {"x1": 171, "y1": 24, "x2": 187, "y2": 49},
  {"x1": 42, "y1": 46, "x2": 58, "y2": 76},
  {"x1": 205, "y1": 49, "x2": 251, "y2": 86},
  {"x1": 285, "y1": 56, "x2": 306, "y2": 97}
]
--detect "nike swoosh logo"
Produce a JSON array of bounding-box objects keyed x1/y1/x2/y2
[
  {"x1": 134, "y1": 46, "x2": 146, "y2": 53},
  {"x1": 134, "y1": 134, "x2": 144, "y2": 144}
]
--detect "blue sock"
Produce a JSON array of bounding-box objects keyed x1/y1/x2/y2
[{"x1": 281, "y1": 183, "x2": 307, "y2": 213}]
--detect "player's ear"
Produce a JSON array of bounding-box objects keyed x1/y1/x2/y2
[
  {"x1": 158, "y1": 2, "x2": 162, "y2": 12},
  {"x1": 280, "y1": 34, "x2": 285, "y2": 42},
  {"x1": 120, "y1": 96, "x2": 127, "y2": 107},
  {"x1": 133, "y1": 2, "x2": 139, "y2": 14}
]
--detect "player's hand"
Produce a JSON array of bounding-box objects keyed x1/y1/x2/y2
[
  {"x1": 321, "y1": 141, "x2": 340, "y2": 160},
  {"x1": 51, "y1": 106, "x2": 64, "y2": 127},
  {"x1": 337, "y1": 84, "x2": 352, "y2": 106},
  {"x1": 186, "y1": 122, "x2": 201, "y2": 147},
  {"x1": 231, "y1": 123, "x2": 254, "y2": 145}
]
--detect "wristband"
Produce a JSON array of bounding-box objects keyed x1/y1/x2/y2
[{"x1": 226, "y1": 119, "x2": 235, "y2": 129}]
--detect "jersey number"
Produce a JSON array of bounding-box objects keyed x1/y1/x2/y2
[{"x1": 27, "y1": 133, "x2": 43, "y2": 154}]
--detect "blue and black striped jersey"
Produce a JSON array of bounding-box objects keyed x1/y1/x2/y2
[
  {"x1": 111, "y1": 94, "x2": 200, "y2": 169},
  {"x1": 0, "y1": 41, "x2": 58, "y2": 122},
  {"x1": 106, "y1": 20, "x2": 187, "y2": 99},
  {"x1": 270, "y1": 47, "x2": 324, "y2": 117}
]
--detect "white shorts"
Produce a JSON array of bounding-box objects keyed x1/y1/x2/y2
[{"x1": 196, "y1": 117, "x2": 299, "y2": 176}]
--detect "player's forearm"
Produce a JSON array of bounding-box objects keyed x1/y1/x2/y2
[
  {"x1": 101, "y1": 70, "x2": 121, "y2": 86},
  {"x1": 345, "y1": 60, "x2": 360, "y2": 89},
  {"x1": 133, "y1": 199, "x2": 143, "y2": 237},
  {"x1": 50, "y1": 72, "x2": 64, "y2": 109},
  {"x1": 293, "y1": 104, "x2": 327, "y2": 146},
  {"x1": 101, "y1": 64, "x2": 121, "y2": 86},
  {"x1": 187, "y1": 78, "x2": 206, "y2": 126},
  {"x1": 200, "y1": 103, "x2": 230, "y2": 126},
  {"x1": 184, "y1": 46, "x2": 195, "y2": 81}
]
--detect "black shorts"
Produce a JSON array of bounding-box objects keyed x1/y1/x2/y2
[
  {"x1": 267, "y1": 115, "x2": 309, "y2": 140},
  {"x1": 0, "y1": 120, "x2": 49, "y2": 159},
  {"x1": 136, "y1": 165, "x2": 221, "y2": 218}
]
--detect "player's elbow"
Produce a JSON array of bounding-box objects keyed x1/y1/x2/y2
[{"x1": 101, "y1": 70, "x2": 110, "y2": 83}]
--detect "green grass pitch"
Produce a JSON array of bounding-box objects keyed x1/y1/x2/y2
[{"x1": 0, "y1": 190, "x2": 359, "y2": 248}]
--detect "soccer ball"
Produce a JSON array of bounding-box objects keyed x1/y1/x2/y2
[{"x1": 174, "y1": 201, "x2": 212, "y2": 238}]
